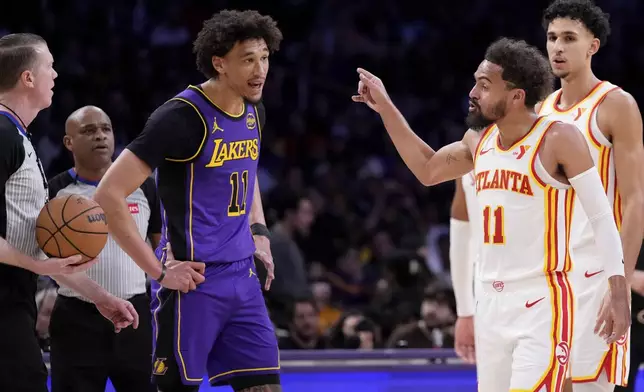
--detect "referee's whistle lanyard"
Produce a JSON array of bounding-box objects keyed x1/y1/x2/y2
[{"x1": 0, "y1": 104, "x2": 50, "y2": 202}]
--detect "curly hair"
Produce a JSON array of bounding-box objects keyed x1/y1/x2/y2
[
  {"x1": 0, "y1": 33, "x2": 46, "y2": 92},
  {"x1": 193, "y1": 10, "x2": 283, "y2": 79},
  {"x1": 484, "y1": 37, "x2": 554, "y2": 108},
  {"x1": 542, "y1": 0, "x2": 611, "y2": 46}
]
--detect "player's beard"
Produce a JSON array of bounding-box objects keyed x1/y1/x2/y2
[
  {"x1": 465, "y1": 99, "x2": 506, "y2": 131},
  {"x1": 242, "y1": 82, "x2": 264, "y2": 104}
]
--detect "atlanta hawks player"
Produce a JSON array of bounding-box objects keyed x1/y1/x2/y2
[
  {"x1": 538, "y1": 2, "x2": 644, "y2": 391},
  {"x1": 450, "y1": 173, "x2": 479, "y2": 364},
  {"x1": 352, "y1": 37, "x2": 630, "y2": 392}
]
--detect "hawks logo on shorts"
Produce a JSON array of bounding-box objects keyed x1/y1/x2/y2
[
  {"x1": 616, "y1": 334, "x2": 628, "y2": 346},
  {"x1": 556, "y1": 341, "x2": 570, "y2": 365}
]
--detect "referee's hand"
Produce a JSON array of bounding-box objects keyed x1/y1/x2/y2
[
  {"x1": 95, "y1": 295, "x2": 139, "y2": 333},
  {"x1": 31, "y1": 255, "x2": 97, "y2": 276}
]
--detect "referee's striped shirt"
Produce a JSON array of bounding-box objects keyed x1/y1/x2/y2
[
  {"x1": 0, "y1": 112, "x2": 49, "y2": 308},
  {"x1": 49, "y1": 169, "x2": 161, "y2": 301}
]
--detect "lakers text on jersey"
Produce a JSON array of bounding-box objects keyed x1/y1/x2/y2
[{"x1": 156, "y1": 85, "x2": 261, "y2": 264}]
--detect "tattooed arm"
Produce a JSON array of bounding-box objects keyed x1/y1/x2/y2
[
  {"x1": 376, "y1": 100, "x2": 478, "y2": 186},
  {"x1": 352, "y1": 67, "x2": 477, "y2": 186}
]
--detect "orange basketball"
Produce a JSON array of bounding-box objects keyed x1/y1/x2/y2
[{"x1": 36, "y1": 194, "x2": 108, "y2": 265}]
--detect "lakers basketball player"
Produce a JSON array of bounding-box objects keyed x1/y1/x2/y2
[
  {"x1": 538, "y1": 2, "x2": 644, "y2": 391},
  {"x1": 352, "y1": 37, "x2": 630, "y2": 392},
  {"x1": 450, "y1": 173, "x2": 479, "y2": 364}
]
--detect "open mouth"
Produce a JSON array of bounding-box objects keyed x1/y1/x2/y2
[
  {"x1": 468, "y1": 102, "x2": 478, "y2": 112},
  {"x1": 552, "y1": 59, "x2": 566, "y2": 65},
  {"x1": 248, "y1": 81, "x2": 264, "y2": 91},
  {"x1": 93, "y1": 145, "x2": 109, "y2": 151}
]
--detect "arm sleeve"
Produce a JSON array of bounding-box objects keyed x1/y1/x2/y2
[
  {"x1": 126, "y1": 99, "x2": 207, "y2": 171},
  {"x1": 140, "y1": 176, "x2": 162, "y2": 236},
  {"x1": 0, "y1": 129, "x2": 25, "y2": 238},
  {"x1": 449, "y1": 218, "x2": 475, "y2": 316},
  {"x1": 569, "y1": 167, "x2": 625, "y2": 278}
]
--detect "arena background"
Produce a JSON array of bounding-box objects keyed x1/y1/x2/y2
[{"x1": 3, "y1": 0, "x2": 644, "y2": 390}]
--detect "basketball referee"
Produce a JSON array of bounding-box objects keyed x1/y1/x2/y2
[
  {"x1": 47, "y1": 106, "x2": 160, "y2": 392},
  {"x1": 0, "y1": 33, "x2": 138, "y2": 392}
]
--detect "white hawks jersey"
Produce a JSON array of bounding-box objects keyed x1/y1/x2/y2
[
  {"x1": 474, "y1": 117, "x2": 575, "y2": 285},
  {"x1": 538, "y1": 81, "x2": 621, "y2": 269}
]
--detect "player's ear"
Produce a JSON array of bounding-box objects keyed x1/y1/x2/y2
[
  {"x1": 212, "y1": 56, "x2": 225, "y2": 76},
  {"x1": 512, "y1": 89, "x2": 525, "y2": 105},
  {"x1": 588, "y1": 38, "x2": 600, "y2": 57},
  {"x1": 63, "y1": 135, "x2": 72, "y2": 152}
]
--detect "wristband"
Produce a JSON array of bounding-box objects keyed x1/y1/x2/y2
[
  {"x1": 156, "y1": 263, "x2": 167, "y2": 283},
  {"x1": 251, "y1": 223, "x2": 271, "y2": 239}
]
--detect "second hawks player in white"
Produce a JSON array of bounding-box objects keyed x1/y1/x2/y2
[
  {"x1": 538, "y1": 1, "x2": 644, "y2": 391},
  {"x1": 352, "y1": 37, "x2": 630, "y2": 392}
]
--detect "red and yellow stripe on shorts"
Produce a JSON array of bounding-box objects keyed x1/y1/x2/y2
[
  {"x1": 516, "y1": 186, "x2": 575, "y2": 392},
  {"x1": 572, "y1": 332, "x2": 630, "y2": 386}
]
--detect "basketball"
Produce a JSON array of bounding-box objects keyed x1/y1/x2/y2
[{"x1": 36, "y1": 194, "x2": 109, "y2": 265}]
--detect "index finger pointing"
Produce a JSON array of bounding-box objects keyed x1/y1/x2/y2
[{"x1": 357, "y1": 68, "x2": 376, "y2": 80}]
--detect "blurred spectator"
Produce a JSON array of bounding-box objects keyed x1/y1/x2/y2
[
  {"x1": 329, "y1": 312, "x2": 380, "y2": 350},
  {"x1": 386, "y1": 291, "x2": 456, "y2": 349},
  {"x1": 369, "y1": 249, "x2": 433, "y2": 339},
  {"x1": 263, "y1": 192, "x2": 315, "y2": 327},
  {"x1": 278, "y1": 297, "x2": 330, "y2": 350},
  {"x1": 311, "y1": 281, "x2": 342, "y2": 335},
  {"x1": 326, "y1": 247, "x2": 379, "y2": 308}
]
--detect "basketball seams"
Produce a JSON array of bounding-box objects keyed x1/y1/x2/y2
[
  {"x1": 58, "y1": 198, "x2": 103, "y2": 259},
  {"x1": 64, "y1": 205, "x2": 106, "y2": 232},
  {"x1": 50, "y1": 234, "x2": 62, "y2": 258},
  {"x1": 61, "y1": 194, "x2": 74, "y2": 223},
  {"x1": 56, "y1": 226, "x2": 92, "y2": 259},
  {"x1": 64, "y1": 229, "x2": 109, "y2": 235},
  {"x1": 45, "y1": 198, "x2": 63, "y2": 232},
  {"x1": 62, "y1": 202, "x2": 100, "y2": 227},
  {"x1": 35, "y1": 225, "x2": 55, "y2": 236},
  {"x1": 36, "y1": 195, "x2": 108, "y2": 262},
  {"x1": 42, "y1": 201, "x2": 64, "y2": 257},
  {"x1": 36, "y1": 224, "x2": 61, "y2": 257},
  {"x1": 41, "y1": 204, "x2": 105, "y2": 244}
]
